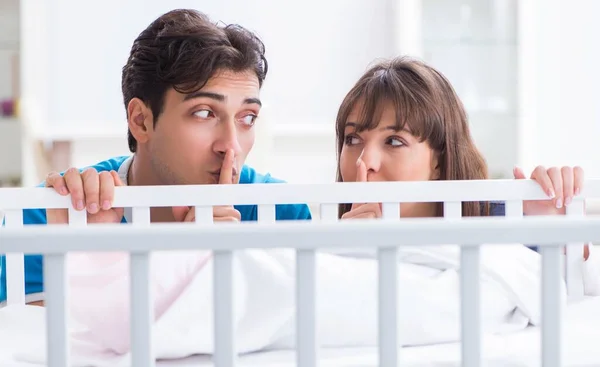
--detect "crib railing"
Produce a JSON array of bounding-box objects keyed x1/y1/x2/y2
[{"x1": 0, "y1": 179, "x2": 598, "y2": 367}]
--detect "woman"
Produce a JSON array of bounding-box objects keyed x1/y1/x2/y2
[{"x1": 334, "y1": 56, "x2": 600, "y2": 295}]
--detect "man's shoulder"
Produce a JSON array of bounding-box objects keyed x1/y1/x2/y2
[
  {"x1": 23, "y1": 156, "x2": 132, "y2": 225},
  {"x1": 238, "y1": 165, "x2": 312, "y2": 221},
  {"x1": 239, "y1": 165, "x2": 286, "y2": 184}
]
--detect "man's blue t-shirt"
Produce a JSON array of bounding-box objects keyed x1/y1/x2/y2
[{"x1": 0, "y1": 156, "x2": 312, "y2": 303}]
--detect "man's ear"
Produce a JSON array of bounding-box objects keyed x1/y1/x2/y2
[{"x1": 127, "y1": 98, "x2": 153, "y2": 145}]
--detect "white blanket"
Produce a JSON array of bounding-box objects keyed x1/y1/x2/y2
[{"x1": 2, "y1": 244, "x2": 562, "y2": 366}]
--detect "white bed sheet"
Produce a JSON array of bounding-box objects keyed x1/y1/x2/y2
[
  {"x1": 3, "y1": 296, "x2": 599, "y2": 367},
  {"x1": 158, "y1": 296, "x2": 600, "y2": 367}
]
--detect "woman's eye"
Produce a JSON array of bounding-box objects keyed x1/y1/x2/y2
[
  {"x1": 387, "y1": 137, "x2": 404, "y2": 147},
  {"x1": 344, "y1": 135, "x2": 360, "y2": 145},
  {"x1": 193, "y1": 109, "x2": 213, "y2": 119},
  {"x1": 241, "y1": 114, "x2": 257, "y2": 126}
]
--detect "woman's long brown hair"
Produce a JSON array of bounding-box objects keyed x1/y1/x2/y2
[{"x1": 335, "y1": 57, "x2": 490, "y2": 218}]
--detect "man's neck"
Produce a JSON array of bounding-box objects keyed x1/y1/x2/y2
[{"x1": 128, "y1": 155, "x2": 178, "y2": 223}]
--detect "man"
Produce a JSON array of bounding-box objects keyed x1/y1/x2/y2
[{"x1": 0, "y1": 9, "x2": 311, "y2": 305}]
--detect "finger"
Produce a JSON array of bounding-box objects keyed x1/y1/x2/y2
[
  {"x1": 561, "y1": 166, "x2": 574, "y2": 206},
  {"x1": 63, "y1": 168, "x2": 85, "y2": 211},
  {"x1": 99, "y1": 171, "x2": 115, "y2": 211},
  {"x1": 81, "y1": 168, "x2": 101, "y2": 214},
  {"x1": 530, "y1": 166, "x2": 555, "y2": 199},
  {"x1": 213, "y1": 206, "x2": 241, "y2": 221},
  {"x1": 349, "y1": 159, "x2": 368, "y2": 210},
  {"x1": 513, "y1": 166, "x2": 526, "y2": 180},
  {"x1": 356, "y1": 158, "x2": 367, "y2": 182},
  {"x1": 342, "y1": 203, "x2": 381, "y2": 219},
  {"x1": 45, "y1": 172, "x2": 68, "y2": 195},
  {"x1": 110, "y1": 170, "x2": 125, "y2": 187},
  {"x1": 219, "y1": 149, "x2": 235, "y2": 185},
  {"x1": 546, "y1": 167, "x2": 563, "y2": 209},
  {"x1": 214, "y1": 216, "x2": 241, "y2": 223},
  {"x1": 342, "y1": 211, "x2": 377, "y2": 220},
  {"x1": 172, "y1": 206, "x2": 192, "y2": 222},
  {"x1": 573, "y1": 166, "x2": 584, "y2": 196}
]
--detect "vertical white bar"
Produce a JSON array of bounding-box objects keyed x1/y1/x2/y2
[
  {"x1": 565, "y1": 199, "x2": 585, "y2": 298},
  {"x1": 258, "y1": 205, "x2": 276, "y2": 223},
  {"x1": 320, "y1": 203, "x2": 338, "y2": 223},
  {"x1": 296, "y1": 204, "x2": 328, "y2": 367},
  {"x1": 541, "y1": 245, "x2": 563, "y2": 367},
  {"x1": 44, "y1": 253, "x2": 69, "y2": 367},
  {"x1": 44, "y1": 207, "x2": 84, "y2": 367},
  {"x1": 446, "y1": 202, "x2": 481, "y2": 367},
  {"x1": 296, "y1": 247, "x2": 317, "y2": 367},
  {"x1": 4, "y1": 209, "x2": 25, "y2": 305},
  {"x1": 131, "y1": 207, "x2": 154, "y2": 367},
  {"x1": 505, "y1": 200, "x2": 524, "y2": 218},
  {"x1": 378, "y1": 202, "x2": 399, "y2": 366},
  {"x1": 214, "y1": 250, "x2": 236, "y2": 367},
  {"x1": 194, "y1": 206, "x2": 213, "y2": 224}
]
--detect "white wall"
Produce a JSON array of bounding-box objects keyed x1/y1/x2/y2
[
  {"x1": 16, "y1": 0, "x2": 600, "y2": 186},
  {"x1": 517, "y1": 0, "x2": 600, "y2": 176}
]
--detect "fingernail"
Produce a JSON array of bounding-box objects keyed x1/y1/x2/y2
[
  {"x1": 575, "y1": 188, "x2": 581, "y2": 196},
  {"x1": 102, "y1": 201, "x2": 111, "y2": 210},
  {"x1": 548, "y1": 189, "x2": 555, "y2": 198},
  {"x1": 89, "y1": 203, "x2": 98, "y2": 213},
  {"x1": 565, "y1": 196, "x2": 572, "y2": 206},
  {"x1": 60, "y1": 187, "x2": 68, "y2": 195},
  {"x1": 556, "y1": 198, "x2": 563, "y2": 209},
  {"x1": 77, "y1": 200, "x2": 84, "y2": 211}
]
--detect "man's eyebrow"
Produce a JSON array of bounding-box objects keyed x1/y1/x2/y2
[
  {"x1": 183, "y1": 91, "x2": 225, "y2": 102},
  {"x1": 183, "y1": 92, "x2": 262, "y2": 107},
  {"x1": 244, "y1": 97, "x2": 262, "y2": 106}
]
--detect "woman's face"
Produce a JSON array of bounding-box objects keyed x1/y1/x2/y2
[{"x1": 339, "y1": 101, "x2": 440, "y2": 217}]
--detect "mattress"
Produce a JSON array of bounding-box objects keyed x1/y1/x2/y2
[{"x1": 2, "y1": 296, "x2": 599, "y2": 367}]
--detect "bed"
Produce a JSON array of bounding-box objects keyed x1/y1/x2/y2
[{"x1": 1, "y1": 179, "x2": 600, "y2": 367}]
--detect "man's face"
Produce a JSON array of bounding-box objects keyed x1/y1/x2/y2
[{"x1": 142, "y1": 70, "x2": 261, "y2": 185}]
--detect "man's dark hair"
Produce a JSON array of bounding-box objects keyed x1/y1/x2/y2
[{"x1": 121, "y1": 9, "x2": 268, "y2": 152}]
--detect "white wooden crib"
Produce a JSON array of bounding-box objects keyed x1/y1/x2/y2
[{"x1": 0, "y1": 179, "x2": 599, "y2": 367}]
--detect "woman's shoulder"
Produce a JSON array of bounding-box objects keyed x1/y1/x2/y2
[{"x1": 486, "y1": 201, "x2": 506, "y2": 216}]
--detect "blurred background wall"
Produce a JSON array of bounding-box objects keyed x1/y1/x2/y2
[{"x1": 0, "y1": 0, "x2": 598, "y2": 190}]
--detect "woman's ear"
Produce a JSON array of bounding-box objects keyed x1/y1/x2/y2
[
  {"x1": 127, "y1": 98, "x2": 153, "y2": 145},
  {"x1": 430, "y1": 151, "x2": 441, "y2": 180}
]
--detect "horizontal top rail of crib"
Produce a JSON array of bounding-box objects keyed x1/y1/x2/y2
[
  {"x1": 2, "y1": 216, "x2": 600, "y2": 253},
  {"x1": 0, "y1": 179, "x2": 599, "y2": 209}
]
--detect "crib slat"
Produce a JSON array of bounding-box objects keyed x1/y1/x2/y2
[
  {"x1": 44, "y1": 208, "x2": 84, "y2": 365},
  {"x1": 378, "y1": 246, "x2": 398, "y2": 366},
  {"x1": 194, "y1": 206, "x2": 213, "y2": 224},
  {"x1": 320, "y1": 203, "x2": 338, "y2": 222},
  {"x1": 541, "y1": 245, "x2": 563, "y2": 367},
  {"x1": 44, "y1": 253, "x2": 69, "y2": 366},
  {"x1": 382, "y1": 202, "x2": 400, "y2": 219},
  {"x1": 297, "y1": 248, "x2": 317, "y2": 367},
  {"x1": 4, "y1": 209, "x2": 24, "y2": 305},
  {"x1": 565, "y1": 200, "x2": 585, "y2": 298},
  {"x1": 445, "y1": 202, "x2": 481, "y2": 366},
  {"x1": 131, "y1": 207, "x2": 154, "y2": 367},
  {"x1": 505, "y1": 200, "x2": 523, "y2": 218},
  {"x1": 214, "y1": 250, "x2": 236, "y2": 367},
  {"x1": 459, "y1": 245, "x2": 480, "y2": 367},
  {"x1": 378, "y1": 202, "x2": 400, "y2": 366},
  {"x1": 258, "y1": 204, "x2": 276, "y2": 223}
]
